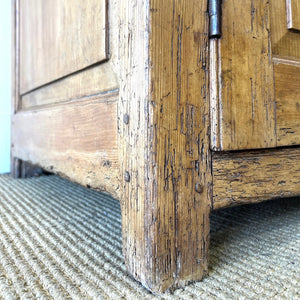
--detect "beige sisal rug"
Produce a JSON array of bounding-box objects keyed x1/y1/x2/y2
[{"x1": 0, "y1": 174, "x2": 299, "y2": 299}]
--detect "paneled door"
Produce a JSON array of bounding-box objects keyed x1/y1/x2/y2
[
  {"x1": 12, "y1": 0, "x2": 120, "y2": 195},
  {"x1": 210, "y1": 0, "x2": 300, "y2": 151}
]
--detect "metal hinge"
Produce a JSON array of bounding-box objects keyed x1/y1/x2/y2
[{"x1": 208, "y1": 0, "x2": 222, "y2": 38}]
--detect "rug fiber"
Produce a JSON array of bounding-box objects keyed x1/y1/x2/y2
[{"x1": 0, "y1": 174, "x2": 299, "y2": 299}]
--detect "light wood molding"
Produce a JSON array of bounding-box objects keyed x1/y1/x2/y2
[
  {"x1": 209, "y1": 39, "x2": 222, "y2": 151},
  {"x1": 212, "y1": 148, "x2": 300, "y2": 210},
  {"x1": 21, "y1": 62, "x2": 118, "y2": 110},
  {"x1": 118, "y1": 0, "x2": 212, "y2": 293},
  {"x1": 286, "y1": 0, "x2": 300, "y2": 31}
]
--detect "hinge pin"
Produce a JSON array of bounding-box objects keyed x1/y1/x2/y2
[{"x1": 209, "y1": 0, "x2": 222, "y2": 38}]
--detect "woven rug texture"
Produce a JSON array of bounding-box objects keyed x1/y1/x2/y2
[{"x1": 0, "y1": 174, "x2": 299, "y2": 299}]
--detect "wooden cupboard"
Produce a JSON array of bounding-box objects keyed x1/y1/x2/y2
[{"x1": 11, "y1": 0, "x2": 300, "y2": 293}]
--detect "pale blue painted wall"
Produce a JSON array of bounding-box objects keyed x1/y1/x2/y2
[{"x1": 0, "y1": 1, "x2": 11, "y2": 173}]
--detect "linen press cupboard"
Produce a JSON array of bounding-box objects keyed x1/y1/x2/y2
[{"x1": 11, "y1": 0, "x2": 300, "y2": 293}]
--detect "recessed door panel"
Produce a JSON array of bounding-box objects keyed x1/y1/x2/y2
[
  {"x1": 20, "y1": 0, "x2": 107, "y2": 94},
  {"x1": 271, "y1": 0, "x2": 300, "y2": 146}
]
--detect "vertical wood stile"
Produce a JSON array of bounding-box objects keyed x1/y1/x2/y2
[
  {"x1": 11, "y1": 0, "x2": 20, "y2": 178},
  {"x1": 213, "y1": 0, "x2": 277, "y2": 150},
  {"x1": 119, "y1": 0, "x2": 212, "y2": 292}
]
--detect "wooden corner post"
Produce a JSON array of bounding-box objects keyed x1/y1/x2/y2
[
  {"x1": 11, "y1": 0, "x2": 19, "y2": 178},
  {"x1": 119, "y1": 0, "x2": 212, "y2": 293}
]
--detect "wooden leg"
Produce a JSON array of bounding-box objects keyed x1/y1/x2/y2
[
  {"x1": 120, "y1": 184, "x2": 211, "y2": 293},
  {"x1": 11, "y1": 157, "x2": 45, "y2": 179},
  {"x1": 118, "y1": 0, "x2": 211, "y2": 293},
  {"x1": 11, "y1": 157, "x2": 22, "y2": 178}
]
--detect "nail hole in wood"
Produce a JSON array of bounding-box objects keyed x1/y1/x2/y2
[
  {"x1": 124, "y1": 171, "x2": 130, "y2": 182},
  {"x1": 123, "y1": 114, "x2": 130, "y2": 124},
  {"x1": 195, "y1": 183, "x2": 204, "y2": 194}
]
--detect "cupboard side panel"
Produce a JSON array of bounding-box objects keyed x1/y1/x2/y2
[{"x1": 12, "y1": 97, "x2": 120, "y2": 197}]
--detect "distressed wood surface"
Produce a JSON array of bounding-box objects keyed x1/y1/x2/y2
[
  {"x1": 286, "y1": 0, "x2": 300, "y2": 31},
  {"x1": 20, "y1": 0, "x2": 107, "y2": 94},
  {"x1": 21, "y1": 62, "x2": 118, "y2": 110},
  {"x1": 12, "y1": 94, "x2": 120, "y2": 197},
  {"x1": 274, "y1": 60, "x2": 300, "y2": 146},
  {"x1": 119, "y1": 0, "x2": 211, "y2": 293},
  {"x1": 211, "y1": 0, "x2": 300, "y2": 151},
  {"x1": 211, "y1": 0, "x2": 276, "y2": 151},
  {"x1": 212, "y1": 148, "x2": 300, "y2": 210}
]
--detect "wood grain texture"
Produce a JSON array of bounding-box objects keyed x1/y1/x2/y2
[
  {"x1": 12, "y1": 0, "x2": 121, "y2": 188},
  {"x1": 274, "y1": 60, "x2": 300, "y2": 146},
  {"x1": 213, "y1": 0, "x2": 276, "y2": 151},
  {"x1": 271, "y1": 0, "x2": 300, "y2": 60},
  {"x1": 11, "y1": 0, "x2": 19, "y2": 114},
  {"x1": 21, "y1": 62, "x2": 118, "y2": 109},
  {"x1": 286, "y1": 0, "x2": 300, "y2": 31},
  {"x1": 209, "y1": 39, "x2": 222, "y2": 150},
  {"x1": 119, "y1": 0, "x2": 211, "y2": 293},
  {"x1": 12, "y1": 94, "x2": 120, "y2": 197},
  {"x1": 20, "y1": 0, "x2": 107, "y2": 94},
  {"x1": 213, "y1": 148, "x2": 300, "y2": 210}
]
